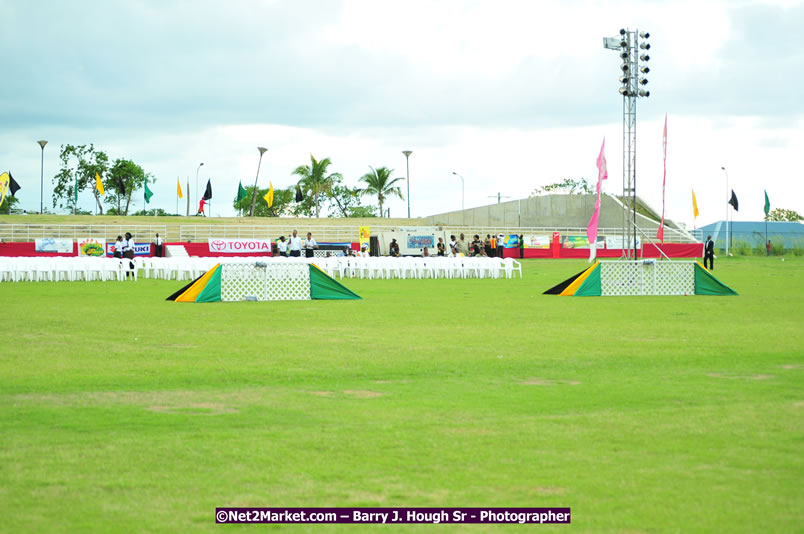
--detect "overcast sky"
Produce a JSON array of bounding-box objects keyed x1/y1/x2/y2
[{"x1": 1, "y1": 0, "x2": 802, "y2": 227}]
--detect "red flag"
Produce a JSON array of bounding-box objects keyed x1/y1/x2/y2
[
  {"x1": 657, "y1": 114, "x2": 667, "y2": 242},
  {"x1": 587, "y1": 138, "x2": 608, "y2": 261}
]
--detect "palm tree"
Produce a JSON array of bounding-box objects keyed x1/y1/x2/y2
[
  {"x1": 359, "y1": 166, "x2": 404, "y2": 218},
  {"x1": 292, "y1": 154, "x2": 342, "y2": 218}
]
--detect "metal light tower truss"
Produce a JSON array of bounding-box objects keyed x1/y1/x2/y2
[{"x1": 605, "y1": 29, "x2": 650, "y2": 259}]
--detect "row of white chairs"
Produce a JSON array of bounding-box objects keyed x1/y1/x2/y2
[
  {"x1": 0, "y1": 257, "x2": 140, "y2": 282},
  {"x1": 314, "y1": 256, "x2": 523, "y2": 280},
  {"x1": 0, "y1": 255, "x2": 523, "y2": 282}
]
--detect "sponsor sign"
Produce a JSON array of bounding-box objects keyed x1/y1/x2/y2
[
  {"x1": 406, "y1": 235, "x2": 435, "y2": 250},
  {"x1": 502, "y1": 234, "x2": 519, "y2": 248},
  {"x1": 521, "y1": 235, "x2": 552, "y2": 249},
  {"x1": 78, "y1": 237, "x2": 106, "y2": 257},
  {"x1": 359, "y1": 226, "x2": 370, "y2": 250},
  {"x1": 604, "y1": 236, "x2": 641, "y2": 249},
  {"x1": 208, "y1": 238, "x2": 273, "y2": 254},
  {"x1": 105, "y1": 242, "x2": 152, "y2": 256},
  {"x1": 34, "y1": 238, "x2": 73, "y2": 253}
]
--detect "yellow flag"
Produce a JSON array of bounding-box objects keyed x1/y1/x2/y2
[
  {"x1": 263, "y1": 182, "x2": 274, "y2": 208},
  {"x1": 96, "y1": 173, "x2": 105, "y2": 196},
  {"x1": 177, "y1": 178, "x2": 183, "y2": 199},
  {"x1": 0, "y1": 172, "x2": 9, "y2": 207},
  {"x1": 692, "y1": 189, "x2": 699, "y2": 218}
]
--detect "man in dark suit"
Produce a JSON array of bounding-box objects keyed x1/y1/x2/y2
[{"x1": 704, "y1": 235, "x2": 715, "y2": 270}]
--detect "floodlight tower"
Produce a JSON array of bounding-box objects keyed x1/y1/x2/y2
[{"x1": 604, "y1": 29, "x2": 651, "y2": 259}]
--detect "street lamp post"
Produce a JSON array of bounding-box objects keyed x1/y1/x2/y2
[
  {"x1": 249, "y1": 147, "x2": 268, "y2": 217},
  {"x1": 195, "y1": 162, "x2": 204, "y2": 210},
  {"x1": 721, "y1": 166, "x2": 729, "y2": 256},
  {"x1": 402, "y1": 150, "x2": 412, "y2": 218},
  {"x1": 452, "y1": 171, "x2": 464, "y2": 211},
  {"x1": 37, "y1": 140, "x2": 47, "y2": 214}
]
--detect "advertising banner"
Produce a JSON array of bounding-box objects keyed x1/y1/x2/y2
[
  {"x1": 521, "y1": 235, "x2": 552, "y2": 249},
  {"x1": 34, "y1": 238, "x2": 73, "y2": 253},
  {"x1": 407, "y1": 235, "x2": 435, "y2": 250},
  {"x1": 502, "y1": 234, "x2": 520, "y2": 248},
  {"x1": 561, "y1": 235, "x2": 604, "y2": 249},
  {"x1": 359, "y1": 226, "x2": 371, "y2": 250},
  {"x1": 604, "y1": 236, "x2": 641, "y2": 249},
  {"x1": 78, "y1": 237, "x2": 105, "y2": 257},
  {"x1": 207, "y1": 238, "x2": 273, "y2": 254},
  {"x1": 105, "y1": 242, "x2": 152, "y2": 256}
]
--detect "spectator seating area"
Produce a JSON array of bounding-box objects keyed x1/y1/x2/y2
[{"x1": 0, "y1": 255, "x2": 523, "y2": 283}]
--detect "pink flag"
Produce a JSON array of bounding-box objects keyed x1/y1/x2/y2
[
  {"x1": 657, "y1": 114, "x2": 667, "y2": 242},
  {"x1": 587, "y1": 138, "x2": 608, "y2": 261}
]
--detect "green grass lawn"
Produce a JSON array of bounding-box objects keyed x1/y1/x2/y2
[{"x1": 1, "y1": 257, "x2": 802, "y2": 533}]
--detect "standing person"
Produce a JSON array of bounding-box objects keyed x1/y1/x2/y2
[
  {"x1": 277, "y1": 236, "x2": 289, "y2": 257},
  {"x1": 288, "y1": 230, "x2": 302, "y2": 257},
  {"x1": 122, "y1": 232, "x2": 135, "y2": 278},
  {"x1": 484, "y1": 234, "x2": 492, "y2": 257},
  {"x1": 457, "y1": 233, "x2": 469, "y2": 256},
  {"x1": 449, "y1": 235, "x2": 457, "y2": 256},
  {"x1": 490, "y1": 234, "x2": 497, "y2": 257},
  {"x1": 704, "y1": 235, "x2": 715, "y2": 270},
  {"x1": 423, "y1": 247, "x2": 430, "y2": 257},
  {"x1": 153, "y1": 233, "x2": 163, "y2": 258},
  {"x1": 304, "y1": 232, "x2": 317, "y2": 258},
  {"x1": 436, "y1": 237, "x2": 445, "y2": 256},
  {"x1": 519, "y1": 234, "x2": 525, "y2": 259},
  {"x1": 197, "y1": 198, "x2": 206, "y2": 216},
  {"x1": 113, "y1": 235, "x2": 124, "y2": 259},
  {"x1": 766, "y1": 240, "x2": 772, "y2": 256},
  {"x1": 496, "y1": 232, "x2": 505, "y2": 257},
  {"x1": 122, "y1": 232, "x2": 135, "y2": 260}
]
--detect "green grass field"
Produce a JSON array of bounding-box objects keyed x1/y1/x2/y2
[{"x1": 1, "y1": 257, "x2": 802, "y2": 533}]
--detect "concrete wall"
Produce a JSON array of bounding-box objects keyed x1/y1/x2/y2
[{"x1": 423, "y1": 194, "x2": 629, "y2": 228}]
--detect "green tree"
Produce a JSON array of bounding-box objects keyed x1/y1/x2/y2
[
  {"x1": 0, "y1": 195, "x2": 20, "y2": 214},
  {"x1": 131, "y1": 208, "x2": 178, "y2": 216},
  {"x1": 358, "y1": 166, "x2": 404, "y2": 218},
  {"x1": 292, "y1": 154, "x2": 342, "y2": 218},
  {"x1": 531, "y1": 177, "x2": 594, "y2": 196},
  {"x1": 233, "y1": 185, "x2": 295, "y2": 217},
  {"x1": 51, "y1": 144, "x2": 109, "y2": 213},
  {"x1": 327, "y1": 176, "x2": 376, "y2": 217},
  {"x1": 765, "y1": 208, "x2": 803, "y2": 222},
  {"x1": 106, "y1": 159, "x2": 150, "y2": 215}
]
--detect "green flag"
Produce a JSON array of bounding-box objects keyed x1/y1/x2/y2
[
  {"x1": 764, "y1": 190, "x2": 770, "y2": 216},
  {"x1": 237, "y1": 181, "x2": 248, "y2": 202},
  {"x1": 144, "y1": 181, "x2": 153, "y2": 204}
]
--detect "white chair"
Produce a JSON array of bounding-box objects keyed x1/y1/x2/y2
[
  {"x1": 503, "y1": 258, "x2": 523, "y2": 279},
  {"x1": 119, "y1": 259, "x2": 138, "y2": 281}
]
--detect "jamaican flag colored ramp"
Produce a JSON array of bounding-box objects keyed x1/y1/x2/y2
[
  {"x1": 545, "y1": 261, "x2": 736, "y2": 296},
  {"x1": 167, "y1": 263, "x2": 360, "y2": 302}
]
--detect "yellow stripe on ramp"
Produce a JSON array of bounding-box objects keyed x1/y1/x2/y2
[
  {"x1": 176, "y1": 264, "x2": 221, "y2": 302},
  {"x1": 559, "y1": 262, "x2": 599, "y2": 296}
]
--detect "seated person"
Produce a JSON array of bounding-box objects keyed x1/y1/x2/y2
[
  {"x1": 389, "y1": 239, "x2": 400, "y2": 257},
  {"x1": 422, "y1": 247, "x2": 430, "y2": 257}
]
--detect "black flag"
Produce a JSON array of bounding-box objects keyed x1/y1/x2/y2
[
  {"x1": 8, "y1": 172, "x2": 21, "y2": 196},
  {"x1": 728, "y1": 190, "x2": 739, "y2": 212},
  {"x1": 117, "y1": 176, "x2": 126, "y2": 196},
  {"x1": 203, "y1": 179, "x2": 212, "y2": 200},
  {"x1": 295, "y1": 185, "x2": 303, "y2": 202}
]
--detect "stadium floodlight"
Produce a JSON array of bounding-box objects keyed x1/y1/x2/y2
[{"x1": 603, "y1": 27, "x2": 654, "y2": 259}]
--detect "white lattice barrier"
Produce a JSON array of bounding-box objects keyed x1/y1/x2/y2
[
  {"x1": 600, "y1": 261, "x2": 695, "y2": 296},
  {"x1": 220, "y1": 263, "x2": 310, "y2": 301}
]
